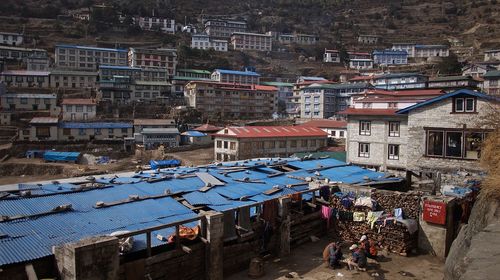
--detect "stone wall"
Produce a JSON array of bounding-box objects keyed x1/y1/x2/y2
[
  {"x1": 346, "y1": 115, "x2": 408, "y2": 170},
  {"x1": 406, "y1": 98, "x2": 490, "y2": 172},
  {"x1": 445, "y1": 194, "x2": 500, "y2": 280},
  {"x1": 118, "y1": 243, "x2": 206, "y2": 280}
]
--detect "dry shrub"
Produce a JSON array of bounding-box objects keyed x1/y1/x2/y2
[{"x1": 480, "y1": 103, "x2": 500, "y2": 198}]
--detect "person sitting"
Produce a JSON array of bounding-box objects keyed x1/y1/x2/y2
[
  {"x1": 323, "y1": 241, "x2": 343, "y2": 268},
  {"x1": 359, "y1": 235, "x2": 378, "y2": 260},
  {"x1": 328, "y1": 242, "x2": 343, "y2": 268},
  {"x1": 347, "y1": 244, "x2": 368, "y2": 271}
]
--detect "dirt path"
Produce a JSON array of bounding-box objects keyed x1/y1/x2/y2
[
  {"x1": 165, "y1": 147, "x2": 214, "y2": 166},
  {"x1": 226, "y1": 237, "x2": 443, "y2": 280}
]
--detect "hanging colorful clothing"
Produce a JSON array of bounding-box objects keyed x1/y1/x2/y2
[
  {"x1": 321, "y1": 205, "x2": 335, "y2": 228},
  {"x1": 353, "y1": 212, "x2": 366, "y2": 222}
]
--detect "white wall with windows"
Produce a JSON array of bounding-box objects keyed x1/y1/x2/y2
[{"x1": 346, "y1": 115, "x2": 408, "y2": 170}]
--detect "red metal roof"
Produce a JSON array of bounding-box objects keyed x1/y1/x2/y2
[
  {"x1": 61, "y1": 99, "x2": 96, "y2": 105},
  {"x1": 216, "y1": 126, "x2": 328, "y2": 138},
  {"x1": 338, "y1": 108, "x2": 398, "y2": 116},
  {"x1": 296, "y1": 80, "x2": 335, "y2": 86},
  {"x1": 298, "y1": 119, "x2": 347, "y2": 129},
  {"x1": 349, "y1": 75, "x2": 377, "y2": 81}
]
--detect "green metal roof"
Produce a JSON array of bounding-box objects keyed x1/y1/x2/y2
[
  {"x1": 261, "y1": 81, "x2": 294, "y2": 87},
  {"x1": 177, "y1": 69, "x2": 211, "y2": 75},
  {"x1": 484, "y1": 70, "x2": 500, "y2": 79},
  {"x1": 172, "y1": 76, "x2": 212, "y2": 81}
]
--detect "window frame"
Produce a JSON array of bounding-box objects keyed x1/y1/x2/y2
[
  {"x1": 359, "y1": 120, "x2": 371, "y2": 136},
  {"x1": 388, "y1": 144, "x2": 400, "y2": 160},
  {"x1": 389, "y1": 121, "x2": 400, "y2": 137},
  {"x1": 358, "y1": 142, "x2": 370, "y2": 158}
]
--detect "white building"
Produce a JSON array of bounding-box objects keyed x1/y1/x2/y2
[
  {"x1": 61, "y1": 99, "x2": 97, "y2": 121},
  {"x1": 134, "y1": 17, "x2": 175, "y2": 34},
  {"x1": 391, "y1": 43, "x2": 449, "y2": 58},
  {"x1": 211, "y1": 69, "x2": 260, "y2": 85},
  {"x1": 49, "y1": 70, "x2": 98, "y2": 89},
  {"x1": 191, "y1": 34, "x2": 228, "y2": 52},
  {"x1": 461, "y1": 63, "x2": 497, "y2": 79},
  {"x1": 358, "y1": 35, "x2": 380, "y2": 45},
  {"x1": 324, "y1": 49, "x2": 340, "y2": 63},
  {"x1": 349, "y1": 59, "x2": 374, "y2": 70},
  {"x1": 298, "y1": 119, "x2": 347, "y2": 139},
  {"x1": 213, "y1": 126, "x2": 328, "y2": 161},
  {"x1": 484, "y1": 49, "x2": 500, "y2": 62},
  {"x1": 373, "y1": 73, "x2": 428, "y2": 90},
  {"x1": 0, "y1": 32, "x2": 23, "y2": 46},
  {"x1": 134, "y1": 128, "x2": 180, "y2": 150}
]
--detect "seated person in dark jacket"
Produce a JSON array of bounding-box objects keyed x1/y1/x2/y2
[{"x1": 328, "y1": 242, "x2": 343, "y2": 268}]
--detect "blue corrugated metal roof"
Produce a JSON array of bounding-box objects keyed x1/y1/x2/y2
[
  {"x1": 396, "y1": 89, "x2": 495, "y2": 114},
  {"x1": 182, "y1": 130, "x2": 207, "y2": 137},
  {"x1": 0, "y1": 157, "x2": 402, "y2": 267},
  {"x1": 59, "y1": 122, "x2": 132, "y2": 129},
  {"x1": 214, "y1": 69, "x2": 260, "y2": 77}
]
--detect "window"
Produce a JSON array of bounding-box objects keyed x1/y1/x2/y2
[
  {"x1": 301, "y1": 139, "x2": 308, "y2": 147},
  {"x1": 76, "y1": 105, "x2": 83, "y2": 112},
  {"x1": 331, "y1": 131, "x2": 336, "y2": 137},
  {"x1": 359, "y1": 121, "x2": 371, "y2": 135},
  {"x1": 389, "y1": 122, "x2": 400, "y2": 137},
  {"x1": 108, "y1": 128, "x2": 114, "y2": 135},
  {"x1": 290, "y1": 140, "x2": 297, "y2": 148},
  {"x1": 388, "y1": 144, "x2": 399, "y2": 160},
  {"x1": 229, "y1": 142, "x2": 236, "y2": 150},
  {"x1": 79, "y1": 128, "x2": 86, "y2": 135},
  {"x1": 20, "y1": 98, "x2": 28, "y2": 104},
  {"x1": 359, "y1": 143, "x2": 370, "y2": 158},
  {"x1": 446, "y1": 131, "x2": 463, "y2": 158},
  {"x1": 216, "y1": 140, "x2": 222, "y2": 148},
  {"x1": 427, "y1": 131, "x2": 444, "y2": 156},
  {"x1": 223, "y1": 141, "x2": 228, "y2": 149},
  {"x1": 279, "y1": 140, "x2": 286, "y2": 148},
  {"x1": 268, "y1": 141, "x2": 276, "y2": 149},
  {"x1": 95, "y1": 128, "x2": 101, "y2": 135},
  {"x1": 339, "y1": 131, "x2": 344, "y2": 137},
  {"x1": 453, "y1": 97, "x2": 476, "y2": 113}
]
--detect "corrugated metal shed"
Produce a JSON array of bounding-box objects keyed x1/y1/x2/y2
[{"x1": 0, "y1": 157, "x2": 402, "y2": 267}]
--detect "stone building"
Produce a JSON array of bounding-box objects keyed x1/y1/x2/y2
[
  {"x1": 61, "y1": 99, "x2": 97, "y2": 121},
  {"x1": 230, "y1": 32, "x2": 272, "y2": 52},
  {"x1": 49, "y1": 70, "x2": 98, "y2": 89},
  {"x1": 427, "y1": 75, "x2": 479, "y2": 91},
  {"x1": 0, "y1": 93, "x2": 57, "y2": 111},
  {"x1": 0, "y1": 32, "x2": 23, "y2": 46},
  {"x1": 297, "y1": 119, "x2": 347, "y2": 139},
  {"x1": 184, "y1": 81, "x2": 277, "y2": 119},
  {"x1": 58, "y1": 122, "x2": 133, "y2": 141},
  {"x1": 191, "y1": 34, "x2": 228, "y2": 52},
  {"x1": 55, "y1": 45, "x2": 128, "y2": 71},
  {"x1": 342, "y1": 89, "x2": 445, "y2": 170},
  {"x1": 483, "y1": 70, "x2": 500, "y2": 95},
  {"x1": 0, "y1": 70, "x2": 50, "y2": 88},
  {"x1": 213, "y1": 126, "x2": 328, "y2": 161},
  {"x1": 204, "y1": 19, "x2": 247, "y2": 38},
  {"x1": 397, "y1": 89, "x2": 498, "y2": 173}
]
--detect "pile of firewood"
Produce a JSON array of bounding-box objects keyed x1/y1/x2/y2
[
  {"x1": 326, "y1": 190, "x2": 422, "y2": 255},
  {"x1": 333, "y1": 219, "x2": 417, "y2": 255},
  {"x1": 371, "y1": 190, "x2": 422, "y2": 219}
]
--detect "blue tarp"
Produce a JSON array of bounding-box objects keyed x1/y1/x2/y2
[
  {"x1": 43, "y1": 151, "x2": 80, "y2": 162},
  {"x1": 150, "y1": 159, "x2": 181, "y2": 169}
]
